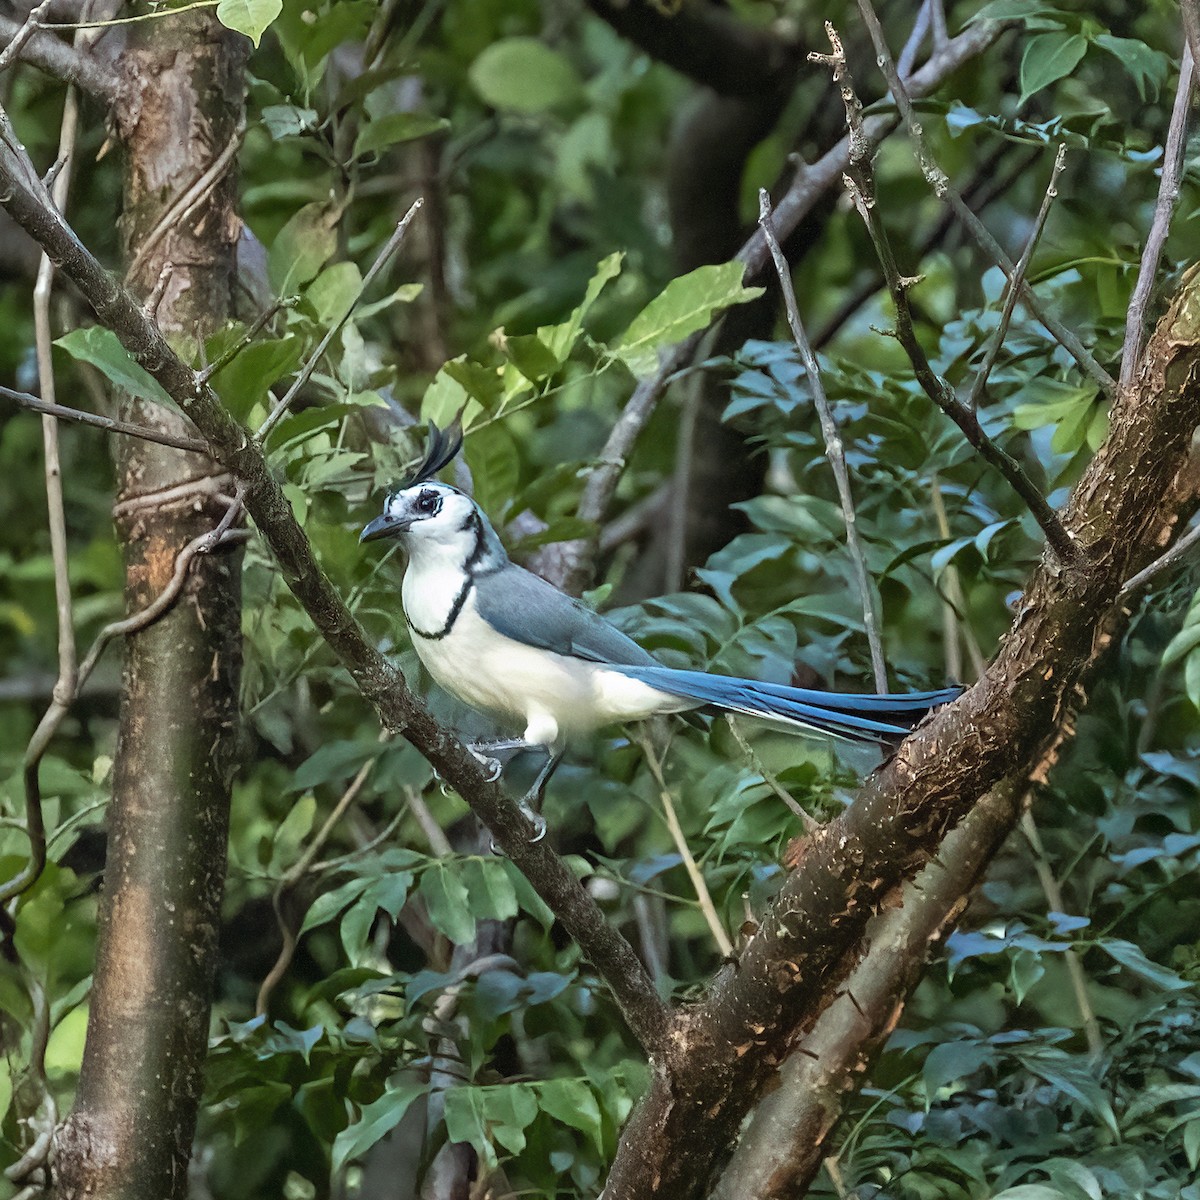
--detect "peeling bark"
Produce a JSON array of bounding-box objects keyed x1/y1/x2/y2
[{"x1": 53, "y1": 14, "x2": 246, "y2": 1199}]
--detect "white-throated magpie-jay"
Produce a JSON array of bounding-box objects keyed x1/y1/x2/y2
[{"x1": 361, "y1": 424, "x2": 959, "y2": 836}]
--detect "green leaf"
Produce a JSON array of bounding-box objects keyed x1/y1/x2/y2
[
  {"x1": 55, "y1": 327, "x2": 173, "y2": 406},
  {"x1": 216, "y1": 0, "x2": 282, "y2": 47},
  {"x1": 537, "y1": 1079, "x2": 604, "y2": 1154},
  {"x1": 615, "y1": 263, "x2": 764, "y2": 377},
  {"x1": 1093, "y1": 35, "x2": 1169, "y2": 102},
  {"x1": 923, "y1": 1041, "x2": 991, "y2": 1096},
  {"x1": 261, "y1": 104, "x2": 318, "y2": 140},
  {"x1": 462, "y1": 858, "x2": 518, "y2": 922},
  {"x1": 469, "y1": 39, "x2": 582, "y2": 114},
  {"x1": 540, "y1": 251, "x2": 623, "y2": 360},
  {"x1": 1097, "y1": 938, "x2": 1189, "y2": 990},
  {"x1": 332, "y1": 1078, "x2": 428, "y2": 1174},
  {"x1": 211, "y1": 335, "x2": 303, "y2": 422},
  {"x1": 269, "y1": 202, "x2": 339, "y2": 294},
  {"x1": 354, "y1": 113, "x2": 449, "y2": 158},
  {"x1": 305, "y1": 262, "x2": 362, "y2": 325},
  {"x1": 443, "y1": 1084, "x2": 539, "y2": 1164},
  {"x1": 419, "y1": 862, "x2": 475, "y2": 944},
  {"x1": 1019, "y1": 33, "x2": 1087, "y2": 105},
  {"x1": 991, "y1": 1189, "x2": 1073, "y2": 1200},
  {"x1": 504, "y1": 334, "x2": 562, "y2": 384},
  {"x1": 299, "y1": 875, "x2": 371, "y2": 935}
]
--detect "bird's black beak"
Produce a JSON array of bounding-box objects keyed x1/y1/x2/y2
[{"x1": 360, "y1": 513, "x2": 408, "y2": 543}]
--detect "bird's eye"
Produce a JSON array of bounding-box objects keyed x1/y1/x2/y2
[{"x1": 415, "y1": 489, "x2": 440, "y2": 515}]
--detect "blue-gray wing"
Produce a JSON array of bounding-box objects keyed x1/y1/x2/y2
[{"x1": 474, "y1": 563, "x2": 657, "y2": 668}]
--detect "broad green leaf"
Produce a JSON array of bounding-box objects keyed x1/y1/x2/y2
[
  {"x1": 1093, "y1": 35, "x2": 1169, "y2": 102},
  {"x1": 269, "y1": 202, "x2": 339, "y2": 294},
  {"x1": 464, "y1": 423, "x2": 519, "y2": 521},
  {"x1": 419, "y1": 862, "x2": 475, "y2": 944},
  {"x1": 444, "y1": 1084, "x2": 539, "y2": 1164},
  {"x1": 923, "y1": 1042, "x2": 991, "y2": 1097},
  {"x1": 305, "y1": 262, "x2": 362, "y2": 325},
  {"x1": 991, "y1": 1189, "x2": 1073, "y2": 1200},
  {"x1": 541, "y1": 251, "x2": 623, "y2": 360},
  {"x1": 55, "y1": 327, "x2": 173, "y2": 406},
  {"x1": 615, "y1": 263, "x2": 763, "y2": 377},
  {"x1": 332, "y1": 1078, "x2": 428, "y2": 1174},
  {"x1": 354, "y1": 113, "x2": 449, "y2": 158},
  {"x1": 299, "y1": 875, "x2": 371, "y2": 935},
  {"x1": 211, "y1": 335, "x2": 303, "y2": 422},
  {"x1": 1097, "y1": 938, "x2": 1189, "y2": 990},
  {"x1": 469, "y1": 39, "x2": 582, "y2": 114},
  {"x1": 1019, "y1": 33, "x2": 1087, "y2": 105},
  {"x1": 537, "y1": 1079, "x2": 604, "y2": 1154},
  {"x1": 270, "y1": 794, "x2": 316, "y2": 869},
  {"x1": 216, "y1": 0, "x2": 282, "y2": 46},
  {"x1": 461, "y1": 858, "x2": 518, "y2": 922}
]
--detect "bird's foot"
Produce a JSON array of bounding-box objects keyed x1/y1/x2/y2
[
  {"x1": 489, "y1": 795, "x2": 547, "y2": 853},
  {"x1": 467, "y1": 747, "x2": 503, "y2": 782}
]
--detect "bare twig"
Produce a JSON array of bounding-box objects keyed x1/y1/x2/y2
[
  {"x1": 966, "y1": 144, "x2": 1067, "y2": 412},
  {"x1": 255, "y1": 199, "x2": 424, "y2": 443},
  {"x1": 0, "y1": 13, "x2": 119, "y2": 104},
  {"x1": 0, "y1": 0, "x2": 54, "y2": 75},
  {"x1": 929, "y1": 477, "x2": 987, "y2": 682},
  {"x1": 1120, "y1": 43, "x2": 1195, "y2": 389},
  {"x1": 256, "y1": 745, "x2": 383, "y2": 1016},
  {"x1": 851, "y1": 0, "x2": 1117, "y2": 400},
  {"x1": 564, "y1": 18, "x2": 1008, "y2": 592},
  {"x1": 197, "y1": 294, "x2": 299, "y2": 385},
  {"x1": 726, "y1": 716, "x2": 817, "y2": 831},
  {"x1": 0, "y1": 384, "x2": 209, "y2": 452},
  {"x1": 1118, "y1": 519, "x2": 1200, "y2": 600},
  {"x1": 638, "y1": 732, "x2": 734, "y2": 958},
  {"x1": 814, "y1": 25, "x2": 1078, "y2": 564},
  {"x1": 759, "y1": 188, "x2": 887, "y2": 691}
]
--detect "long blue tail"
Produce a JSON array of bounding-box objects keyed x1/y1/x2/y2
[{"x1": 613, "y1": 665, "x2": 961, "y2": 742}]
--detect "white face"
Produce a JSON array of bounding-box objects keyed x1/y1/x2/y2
[{"x1": 360, "y1": 482, "x2": 479, "y2": 554}]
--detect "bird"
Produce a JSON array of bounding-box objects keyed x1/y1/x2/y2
[{"x1": 360, "y1": 422, "x2": 960, "y2": 838}]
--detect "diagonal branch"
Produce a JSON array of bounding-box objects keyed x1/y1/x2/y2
[
  {"x1": 0, "y1": 135, "x2": 671, "y2": 1057},
  {"x1": 0, "y1": 13, "x2": 119, "y2": 105},
  {"x1": 814, "y1": 24, "x2": 1078, "y2": 565}
]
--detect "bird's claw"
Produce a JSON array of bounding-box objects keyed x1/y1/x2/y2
[
  {"x1": 468, "y1": 747, "x2": 503, "y2": 782},
  {"x1": 488, "y1": 805, "x2": 547, "y2": 854}
]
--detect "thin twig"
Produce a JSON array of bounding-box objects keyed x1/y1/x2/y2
[
  {"x1": 1, "y1": 510, "x2": 248, "y2": 905},
  {"x1": 726, "y1": 716, "x2": 817, "y2": 831},
  {"x1": 0, "y1": 385, "x2": 209, "y2": 452},
  {"x1": 0, "y1": 0, "x2": 54, "y2": 75},
  {"x1": 256, "y1": 745, "x2": 384, "y2": 1016},
  {"x1": 813, "y1": 25, "x2": 1078, "y2": 565},
  {"x1": 966, "y1": 144, "x2": 1067, "y2": 412},
  {"x1": 255, "y1": 199, "x2": 424, "y2": 443},
  {"x1": 929, "y1": 477, "x2": 987, "y2": 680},
  {"x1": 638, "y1": 733, "x2": 734, "y2": 958},
  {"x1": 851, "y1": 0, "x2": 1117, "y2": 400},
  {"x1": 4, "y1": 82, "x2": 82, "y2": 913},
  {"x1": 1019, "y1": 811, "x2": 1104, "y2": 1058},
  {"x1": 197, "y1": 294, "x2": 299, "y2": 385},
  {"x1": 1118, "y1": 519, "x2": 1200, "y2": 600},
  {"x1": 1120, "y1": 43, "x2": 1195, "y2": 390},
  {"x1": 759, "y1": 188, "x2": 887, "y2": 691},
  {"x1": 0, "y1": 13, "x2": 119, "y2": 104},
  {"x1": 565, "y1": 18, "x2": 1008, "y2": 592},
  {"x1": 409, "y1": 787, "x2": 456, "y2": 857}
]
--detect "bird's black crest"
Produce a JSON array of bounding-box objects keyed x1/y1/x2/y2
[{"x1": 402, "y1": 419, "x2": 463, "y2": 488}]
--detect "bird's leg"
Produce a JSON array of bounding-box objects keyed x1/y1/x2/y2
[
  {"x1": 466, "y1": 737, "x2": 536, "y2": 782},
  {"x1": 486, "y1": 745, "x2": 562, "y2": 849}
]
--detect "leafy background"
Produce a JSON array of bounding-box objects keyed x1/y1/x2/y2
[{"x1": 1, "y1": 0, "x2": 1199, "y2": 1197}]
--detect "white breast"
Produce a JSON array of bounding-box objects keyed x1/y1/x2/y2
[{"x1": 405, "y1": 590, "x2": 694, "y2": 746}]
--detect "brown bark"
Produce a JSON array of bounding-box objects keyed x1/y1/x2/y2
[
  {"x1": 600, "y1": 267, "x2": 1200, "y2": 1197},
  {"x1": 54, "y1": 14, "x2": 246, "y2": 1199}
]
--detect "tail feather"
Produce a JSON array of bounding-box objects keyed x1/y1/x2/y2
[{"x1": 614, "y1": 665, "x2": 960, "y2": 743}]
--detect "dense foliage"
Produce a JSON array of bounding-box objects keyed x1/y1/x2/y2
[{"x1": 1, "y1": 1, "x2": 1198, "y2": 1197}]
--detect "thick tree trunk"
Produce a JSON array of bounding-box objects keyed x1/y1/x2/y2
[{"x1": 54, "y1": 15, "x2": 245, "y2": 1199}]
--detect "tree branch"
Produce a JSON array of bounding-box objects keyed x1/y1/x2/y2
[
  {"x1": 601, "y1": 264, "x2": 1200, "y2": 1196},
  {"x1": 1120, "y1": 39, "x2": 1195, "y2": 390},
  {"x1": 850, "y1": 0, "x2": 1117, "y2": 400},
  {"x1": 563, "y1": 17, "x2": 1008, "y2": 593},
  {"x1": 758, "y1": 188, "x2": 888, "y2": 692},
  {"x1": 0, "y1": 13, "x2": 119, "y2": 105},
  {"x1": 0, "y1": 137, "x2": 671, "y2": 1057},
  {"x1": 813, "y1": 25, "x2": 1079, "y2": 564}
]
